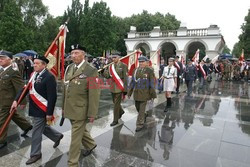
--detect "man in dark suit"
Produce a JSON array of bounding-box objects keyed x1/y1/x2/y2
[
  {"x1": 11, "y1": 55, "x2": 63, "y2": 165},
  {"x1": 174, "y1": 55, "x2": 183, "y2": 94},
  {"x1": 25, "y1": 56, "x2": 33, "y2": 80},
  {"x1": 197, "y1": 60, "x2": 209, "y2": 89},
  {"x1": 0, "y1": 50, "x2": 33, "y2": 149}
]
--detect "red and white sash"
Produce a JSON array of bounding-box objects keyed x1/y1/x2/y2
[
  {"x1": 109, "y1": 64, "x2": 124, "y2": 91},
  {"x1": 174, "y1": 62, "x2": 180, "y2": 72},
  {"x1": 198, "y1": 64, "x2": 207, "y2": 78},
  {"x1": 29, "y1": 72, "x2": 48, "y2": 112}
]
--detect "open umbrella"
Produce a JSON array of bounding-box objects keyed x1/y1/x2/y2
[
  {"x1": 14, "y1": 53, "x2": 27, "y2": 57},
  {"x1": 22, "y1": 50, "x2": 37, "y2": 56}
]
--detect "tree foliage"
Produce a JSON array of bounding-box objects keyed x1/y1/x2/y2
[
  {"x1": 0, "y1": 0, "x2": 181, "y2": 57},
  {"x1": 232, "y1": 9, "x2": 250, "y2": 58}
]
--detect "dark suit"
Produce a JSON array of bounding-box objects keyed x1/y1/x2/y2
[
  {"x1": 16, "y1": 68, "x2": 62, "y2": 157},
  {"x1": 0, "y1": 66, "x2": 32, "y2": 144},
  {"x1": 174, "y1": 61, "x2": 183, "y2": 93}
]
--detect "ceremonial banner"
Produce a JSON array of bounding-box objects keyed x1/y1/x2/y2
[
  {"x1": 150, "y1": 48, "x2": 161, "y2": 78},
  {"x1": 44, "y1": 25, "x2": 68, "y2": 79},
  {"x1": 120, "y1": 50, "x2": 141, "y2": 76},
  {"x1": 192, "y1": 49, "x2": 200, "y2": 66}
]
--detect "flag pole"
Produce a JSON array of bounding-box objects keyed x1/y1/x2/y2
[
  {"x1": 44, "y1": 18, "x2": 70, "y2": 57},
  {"x1": 0, "y1": 75, "x2": 34, "y2": 137},
  {"x1": 97, "y1": 50, "x2": 137, "y2": 72}
]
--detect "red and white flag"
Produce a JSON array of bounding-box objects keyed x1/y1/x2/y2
[
  {"x1": 44, "y1": 24, "x2": 68, "y2": 79},
  {"x1": 120, "y1": 50, "x2": 141, "y2": 76},
  {"x1": 149, "y1": 48, "x2": 161, "y2": 78},
  {"x1": 192, "y1": 49, "x2": 200, "y2": 66},
  {"x1": 180, "y1": 51, "x2": 185, "y2": 69},
  {"x1": 211, "y1": 55, "x2": 219, "y2": 64},
  {"x1": 239, "y1": 49, "x2": 245, "y2": 64}
]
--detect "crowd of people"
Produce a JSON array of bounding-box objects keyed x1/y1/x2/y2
[{"x1": 1, "y1": 46, "x2": 250, "y2": 167}]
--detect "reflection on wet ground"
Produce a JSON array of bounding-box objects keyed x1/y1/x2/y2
[{"x1": 1, "y1": 79, "x2": 250, "y2": 167}]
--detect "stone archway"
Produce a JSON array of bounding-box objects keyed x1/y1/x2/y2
[
  {"x1": 186, "y1": 41, "x2": 206, "y2": 61},
  {"x1": 161, "y1": 42, "x2": 176, "y2": 62},
  {"x1": 134, "y1": 42, "x2": 151, "y2": 57}
]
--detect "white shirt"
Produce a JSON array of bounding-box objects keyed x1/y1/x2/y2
[
  {"x1": 75, "y1": 59, "x2": 85, "y2": 69},
  {"x1": 3, "y1": 64, "x2": 12, "y2": 71},
  {"x1": 162, "y1": 65, "x2": 177, "y2": 78}
]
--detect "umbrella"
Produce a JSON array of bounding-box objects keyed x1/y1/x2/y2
[
  {"x1": 22, "y1": 50, "x2": 37, "y2": 56},
  {"x1": 14, "y1": 53, "x2": 27, "y2": 57}
]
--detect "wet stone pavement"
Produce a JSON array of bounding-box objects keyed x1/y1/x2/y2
[{"x1": 1, "y1": 78, "x2": 250, "y2": 167}]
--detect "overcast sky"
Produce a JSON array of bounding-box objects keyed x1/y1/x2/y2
[{"x1": 43, "y1": 0, "x2": 250, "y2": 51}]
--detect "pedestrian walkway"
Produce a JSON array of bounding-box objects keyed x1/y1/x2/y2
[{"x1": 1, "y1": 80, "x2": 250, "y2": 167}]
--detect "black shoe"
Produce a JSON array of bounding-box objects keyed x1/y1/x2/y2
[
  {"x1": 21, "y1": 126, "x2": 33, "y2": 137},
  {"x1": 110, "y1": 121, "x2": 118, "y2": 126},
  {"x1": 0, "y1": 142, "x2": 7, "y2": 149},
  {"x1": 82, "y1": 145, "x2": 97, "y2": 157},
  {"x1": 26, "y1": 154, "x2": 42, "y2": 165},
  {"x1": 53, "y1": 134, "x2": 64, "y2": 148},
  {"x1": 135, "y1": 127, "x2": 144, "y2": 132}
]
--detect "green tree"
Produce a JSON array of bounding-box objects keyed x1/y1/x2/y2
[
  {"x1": 0, "y1": 0, "x2": 30, "y2": 53},
  {"x1": 222, "y1": 45, "x2": 231, "y2": 54},
  {"x1": 81, "y1": 1, "x2": 115, "y2": 56},
  {"x1": 63, "y1": 0, "x2": 83, "y2": 52}
]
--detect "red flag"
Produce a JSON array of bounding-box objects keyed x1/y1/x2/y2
[
  {"x1": 120, "y1": 50, "x2": 141, "y2": 76},
  {"x1": 239, "y1": 49, "x2": 245, "y2": 63},
  {"x1": 192, "y1": 49, "x2": 200, "y2": 66},
  {"x1": 44, "y1": 25, "x2": 67, "y2": 79}
]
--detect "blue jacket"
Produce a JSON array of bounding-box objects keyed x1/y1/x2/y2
[{"x1": 184, "y1": 64, "x2": 197, "y2": 81}]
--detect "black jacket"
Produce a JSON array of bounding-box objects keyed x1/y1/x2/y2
[
  {"x1": 198, "y1": 64, "x2": 208, "y2": 78},
  {"x1": 16, "y1": 69, "x2": 57, "y2": 117}
]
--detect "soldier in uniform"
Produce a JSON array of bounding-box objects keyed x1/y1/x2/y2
[
  {"x1": 0, "y1": 50, "x2": 32, "y2": 149},
  {"x1": 63, "y1": 44, "x2": 100, "y2": 167},
  {"x1": 128, "y1": 56, "x2": 156, "y2": 132},
  {"x1": 102, "y1": 52, "x2": 128, "y2": 126},
  {"x1": 11, "y1": 54, "x2": 64, "y2": 165}
]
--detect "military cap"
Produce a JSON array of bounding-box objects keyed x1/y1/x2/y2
[
  {"x1": 34, "y1": 54, "x2": 49, "y2": 64},
  {"x1": 187, "y1": 59, "x2": 192, "y2": 62},
  {"x1": 111, "y1": 51, "x2": 121, "y2": 58},
  {"x1": 168, "y1": 57, "x2": 175, "y2": 61},
  {"x1": 69, "y1": 44, "x2": 86, "y2": 52},
  {"x1": 138, "y1": 56, "x2": 149, "y2": 62},
  {"x1": 0, "y1": 50, "x2": 13, "y2": 59}
]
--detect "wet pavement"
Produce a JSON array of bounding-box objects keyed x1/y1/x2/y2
[{"x1": 1, "y1": 77, "x2": 250, "y2": 167}]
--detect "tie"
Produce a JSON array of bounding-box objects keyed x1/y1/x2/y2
[
  {"x1": 35, "y1": 73, "x2": 39, "y2": 80},
  {"x1": 167, "y1": 67, "x2": 171, "y2": 75},
  {"x1": 0, "y1": 68, "x2": 4, "y2": 74},
  {"x1": 73, "y1": 66, "x2": 78, "y2": 74}
]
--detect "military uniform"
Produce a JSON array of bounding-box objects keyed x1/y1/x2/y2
[
  {"x1": 128, "y1": 56, "x2": 156, "y2": 131},
  {"x1": 0, "y1": 51, "x2": 32, "y2": 148},
  {"x1": 102, "y1": 60, "x2": 128, "y2": 125},
  {"x1": 63, "y1": 58, "x2": 100, "y2": 167}
]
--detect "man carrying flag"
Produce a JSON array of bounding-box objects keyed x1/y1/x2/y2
[
  {"x1": 11, "y1": 55, "x2": 63, "y2": 165},
  {"x1": 197, "y1": 60, "x2": 208, "y2": 90},
  {"x1": 101, "y1": 52, "x2": 128, "y2": 126}
]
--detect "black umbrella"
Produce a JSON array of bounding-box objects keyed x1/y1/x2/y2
[{"x1": 14, "y1": 53, "x2": 27, "y2": 57}]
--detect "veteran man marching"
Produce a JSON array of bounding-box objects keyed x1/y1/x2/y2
[
  {"x1": 0, "y1": 50, "x2": 33, "y2": 149},
  {"x1": 102, "y1": 52, "x2": 128, "y2": 126},
  {"x1": 62, "y1": 44, "x2": 100, "y2": 167},
  {"x1": 11, "y1": 54, "x2": 64, "y2": 165},
  {"x1": 128, "y1": 56, "x2": 157, "y2": 132}
]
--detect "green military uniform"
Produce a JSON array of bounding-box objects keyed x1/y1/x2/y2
[
  {"x1": 0, "y1": 66, "x2": 32, "y2": 144},
  {"x1": 128, "y1": 66, "x2": 157, "y2": 131},
  {"x1": 102, "y1": 61, "x2": 128, "y2": 124},
  {"x1": 224, "y1": 61, "x2": 231, "y2": 81},
  {"x1": 63, "y1": 61, "x2": 100, "y2": 167}
]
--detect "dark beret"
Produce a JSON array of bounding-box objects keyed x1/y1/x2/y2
[
  {"x1": 69, "y1": 44, "x2": 86, "y2": 52},
  {"x1": 0, "y1": 50, "x2": 13, "y2": 59},
  {"x1": 34, "y1": 54, "x2": 49, "y2": 64}
]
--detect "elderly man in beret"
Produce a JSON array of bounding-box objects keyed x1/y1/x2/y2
[
  {"x1": 0, "y1": 50, "x2": 33, "y2": 149},
  {"x1": 11, "y1": 54, "x2": 63, "y2": 165},
  {"x1": 63, "y1": 44, "x2": 100, "y2": 167}
]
